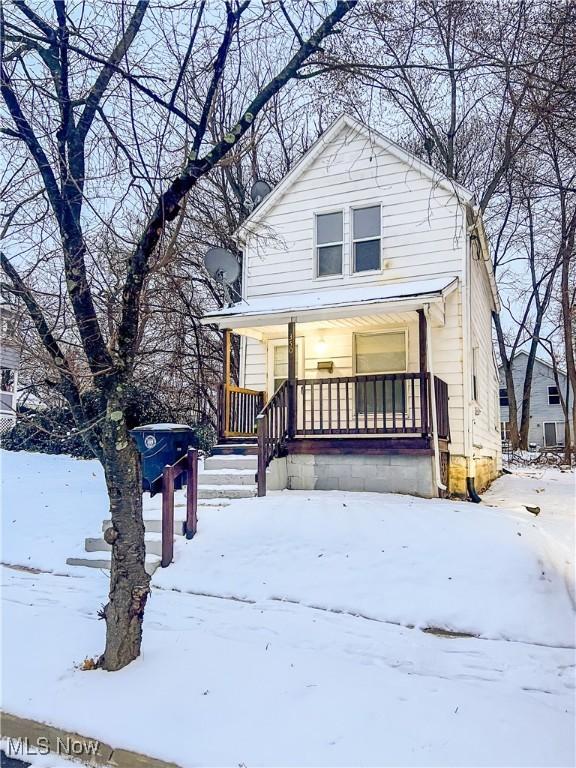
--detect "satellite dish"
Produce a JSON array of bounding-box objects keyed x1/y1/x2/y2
[
  {"x1": 203, "y1": 247, "x2": 241, "y2": 285},
  {"x1": 250, "y1": 179, "x2": 272, "y2": 206},
  {"x1": 203, "y1": 247, "x2": 241, "y2": 306}
]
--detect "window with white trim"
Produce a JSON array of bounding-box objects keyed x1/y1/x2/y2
[
  {"x1": 548, "y1": 385, "x2": 560, "y2": 405},
  {"x1": 499, "y1": 387, "x2": 509, "y2": 406},
  {"x1": 315, "y1": 211, "x2": 343, "y2": 277},
  {"x1": 352, "y1": 205, "x2": 381, "y2": 272}
]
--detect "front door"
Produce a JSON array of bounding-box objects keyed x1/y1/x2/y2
[{"x1": 267, "y1": 339, "x2": 304, "y2": 399}]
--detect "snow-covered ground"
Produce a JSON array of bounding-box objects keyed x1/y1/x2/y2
[{"x1": 1, "y1": 450, "x2": 575, "y2": 767}]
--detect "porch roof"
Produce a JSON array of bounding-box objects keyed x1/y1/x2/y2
[{"x1": 202, "y1": 276, "x2": 458, "y2": 330}]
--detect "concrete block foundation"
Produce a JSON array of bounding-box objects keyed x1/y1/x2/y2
[{"x1": 267, "y1": 453, "x2": 437, "y2": 498}]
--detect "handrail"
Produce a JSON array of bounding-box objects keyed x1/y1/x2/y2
[
  {"x1": 256, "y1": 381, "x2": 289, "y2": 496},
  {"x1": 161, "y1": 447, "x2": 198, "y2": 567}
]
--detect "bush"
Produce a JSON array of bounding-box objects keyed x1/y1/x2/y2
[{"x1": 1, "y1": 385, "x2": 216, "y2": 458}]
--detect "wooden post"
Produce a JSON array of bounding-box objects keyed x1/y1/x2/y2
[
  {"x1": 418, "y1": 308, "x2": 427, "y2": 373},
  {"x1": 161, "y1": 464, "x2": 174, "y2": 567},
  {"x1": 257, "y1": 414, "x2": 267, "y2": 497},
  {"x1": 185, "y1": 448, "x2": 198, "y2": 539},
  {"x1": 223, "y1": 329, "x2": 231, "y2": 437},
  {"x1": 287, "y1": 319, "x2": 296, "y2": 439}
]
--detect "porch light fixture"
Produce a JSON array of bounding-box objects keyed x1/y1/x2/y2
[{"x1": 316, "y1": 335, "x2": 327, "y2": 355}]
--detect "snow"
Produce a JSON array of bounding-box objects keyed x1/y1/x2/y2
[
  {"x1": 203, "y1": 276, "x2": 457, "y2": 320},
  {"x1": 1, "y1": 450, "x2": 575, "y2": 767}
]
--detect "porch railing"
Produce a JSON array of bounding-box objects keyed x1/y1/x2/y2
[
  {"x1": 254, "y1": 373, "x2": 450, "y2": 495},
  {"x1": 296, "y1": 372, "x2": 431, "y2": 436},
  {"x1": 433, "y1": 376, "x2": 450, "y2": 441},
  {"x1": 219, "y1": 384, "x2": 266, "y2": 439},
  {"x1": 256, "y1": 381, "x2": 289, "y2": 496}
]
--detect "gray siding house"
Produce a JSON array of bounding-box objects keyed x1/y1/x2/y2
[{"x1": 499, "y1": 351, "x2": 569, "y2": 448}]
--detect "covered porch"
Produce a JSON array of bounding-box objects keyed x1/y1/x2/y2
[{"x1": 204, "y1": 278, "x2": 455, "y2": 496}]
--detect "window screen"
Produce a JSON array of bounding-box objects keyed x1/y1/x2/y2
[
  {"x1": 316, "y1": 212, "x2": 343, "y2": 276},
  {"x1": 353, "y1": 206, "x2": 381, "y2": 272},
  {"x1": 355, "y1": 331, "x2": 406, "y2": 374},
  {"x1": 355, "y1": 332, "x2": 406, "y2": 413}
]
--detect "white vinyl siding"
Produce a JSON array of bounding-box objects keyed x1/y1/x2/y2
[{"x1": 243, "y1": 123, "x2": 466, "y2": 300}]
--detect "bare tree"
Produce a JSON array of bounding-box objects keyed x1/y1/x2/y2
[{"x1": 1, "y1": 0, "x2": 356, "y2": 670}]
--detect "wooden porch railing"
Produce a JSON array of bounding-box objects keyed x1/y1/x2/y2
[
  {"x1": 161, "y1": 448, "x2": 198, "y2": 567},
  {"x1": 433, "y1": 375, "x2": 450, "y2": 441},
  {"x1": 219, "y1": 383, "x2": 266, "y2": 439},
  {"x1": 253, "y1": 372, "x2": 450, "y2": 496},
  {"x1": 296, "y1": 372, "x2": 431, "y2": 436},
  {"x1": 256, "y1": 381, "x2": 289, "y2": 496}
]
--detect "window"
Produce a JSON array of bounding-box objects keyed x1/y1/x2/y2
[
  {"x1": 354, "y1": 331, "x2": 406, "y2": 413},
  {"x1": 543, "y1": 422, "x2": 565, "y2": 447},
  {"x1": 501, "y1": 421, "x2": 510, "y2": 441},
  {"x1": 352, "y1": 205, "x2": 381, "y2": 272},
  {"x1": 472, "y1": 346, "x2": 479, "y2": 401},
  {"x1": 316, "y1": 211, "x2": 343, "y2": 277},
  {"x1": 499, "y1": 387, "x2": 509, "y2": 407},
  {"x1": 548, "y1": 386, "x2": 560, "y2": 405}
]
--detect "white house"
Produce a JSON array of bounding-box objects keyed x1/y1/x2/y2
[{"x1": 202, "y1": 115, "x2": 502, "y2": 499}]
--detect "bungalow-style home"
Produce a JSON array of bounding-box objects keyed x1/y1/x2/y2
[
  {"x1": 499, "y1": 351, "x2": 569, "y2": 448},
  {"x1": 202, "y1": 115, "x2": 502, "y2": 499}
]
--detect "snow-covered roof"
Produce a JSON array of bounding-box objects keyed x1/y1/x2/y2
[
  {"x1": 236, "y1": 114, "x2": 475, "y2": 241},
  {"x1": 202, "y1": 277, "x2": 457, "y2": 328}
]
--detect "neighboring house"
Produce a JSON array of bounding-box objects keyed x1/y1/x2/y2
[
  {"x1": 0, "y1": 301, "x2": 20, "y2": 434},
  {"x1": 499, "y1": 351, "x2": 569, "y2": 448},
  {"x1": 202, "y1": 115, "x2": 501, "y2": 499}
]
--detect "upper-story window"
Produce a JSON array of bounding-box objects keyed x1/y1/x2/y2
[
  {"x1": 352, "y1": 205, "x2": 381, "y2": 272},
  {"x1": 316, "y1": 212, "x2": 343, "y2": 277},
  {"x1": 499, "y1": 387, "x2": 509, "y2": 406},
  {"x1": 548, "y1": 385, "x2": 560, "y2": 405}
]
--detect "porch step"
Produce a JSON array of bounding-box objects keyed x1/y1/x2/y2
[
  {"x1": 198, "y1": 469, "x2": 256, "y2": 486},
  {"x1": 66, "y1": 551, "x2": 162, "y2": 576},
  {"x1": 198, "y1": 484, "x2": 256, "y2": 499},
  {"x1": 85, "y1": 534, "x2": 163, "y2": 557},
  {"x1": 204, "y1": 455, "x2": 257, "y2": 471},
  {"x1": 211, "y1": 442, "x2": 258, "y2": 456}
]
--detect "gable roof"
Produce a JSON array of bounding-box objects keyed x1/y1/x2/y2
[
  {"x1": 499, "y1": 350, "x2": 567, "y2": 378},
  {"x1": 236, "y1": 113, "x2": 475, "y2": 242}
]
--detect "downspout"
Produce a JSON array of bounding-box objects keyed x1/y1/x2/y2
[
  {"x1": 424, "y1": 303, "x2": 447, "y2": 494},
  {"x1": 463, "y1": 220, "x2": 481, "y2": 502}
]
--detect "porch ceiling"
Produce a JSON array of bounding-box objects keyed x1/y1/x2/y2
[
  {"x1": 232, "y1": 311, "x2": 420, "y2": 339},
  {"x1": 202, "y1": 276, "x2": 456, "y2": 338}
]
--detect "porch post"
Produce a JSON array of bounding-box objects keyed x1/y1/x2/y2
[
  {"x1": 287, "y1": 319, "x2": 296, "y2": 439},
  {"x1": 418, "y1": 309, "x2": 427, "y2": 372},
  {"x1": 418, "y1": 309, "x2": 429, "y2": 435},
  {"x1": 222, "y1": 329, "x2": 231, "y2": 438}
]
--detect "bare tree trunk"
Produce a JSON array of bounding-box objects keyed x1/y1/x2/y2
[
  {"x1": 99, "y1": 396, "x2": 150, "y2": 671},
  {"x1": 493, "y1": 311, "x2": 520, "y2": 449}
]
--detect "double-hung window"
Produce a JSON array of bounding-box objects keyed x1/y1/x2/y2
[
  {"x1": 316, "y1": 212, "x2": 343, "y2": 277},
  {"x1": 548, "y1": 386, "x2": 560, "y2": 405},
  {"x1": 352, "y1": 205, "x2": 381, "y2": 272},
  {"x1": 499, "y1": 387, "x2": 509, "y2": 407}
]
